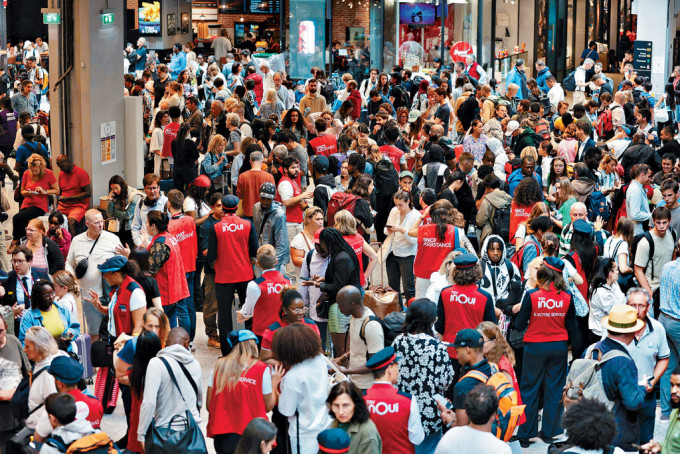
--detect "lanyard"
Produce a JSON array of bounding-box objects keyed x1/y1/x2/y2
[{"x1": 18, "y1": 275, "x2": 31, "y2": 304}]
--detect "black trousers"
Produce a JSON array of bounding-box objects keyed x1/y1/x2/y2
[{"x1": 216, "y1": 281, "x2": 248, "y2": 356}]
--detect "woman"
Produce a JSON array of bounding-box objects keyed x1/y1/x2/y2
[
  {"x1": 526, "y1": 78, "x2": 542, "y2": 103},
  {"x1": 177, "y1": 69, "x2": 195, "y2": 98},
  {"x1": 184, "y1": 175, "x2": 212, "y2": 225},
  {"x1": 392, "y1": 300, "x2": 454, "y2": 452},
  {"x1": 425, "y1": 250, "x2": 461, "y2": 304},
  {"x1": 149, "y1": 109, "x2": 170, "y2": 176},
  {"x1": 545, "y1": 156, "x2": 568, "y2": 201},
  {"x1": 258, "y1": 120, "x2": 278, "y2": 157},
  {"x1": 514, "y1": 257, "x2": 576, "y2": 447},
  {"x1": 20, "y1": 218, "x2": 64, "y2": 275},
  {"x1": 47, "y1": 212, "x2": 71, "y2": 259},
  {"x1": 327, "y1": 381, "x2": 382, "y2": 454},
  {"x1": 603, "y1": 217, "x2": 635, "y2": 292},
  {"x1": 207, "y1": 330, "x2": 283, "y2": 454},
  {"x1": 171, "y1": 123, "x2": 200, "y2": 192},
  {"x1": 418, "y1": 145, "x2": 450, "y2": 195},
  {"x1": 106, "y1": 175, "x2": 144, "y2": 247},
  {"x1": 53, "y1": 270, "x2": 80, "y2": 323},
  {"x1": 201, "y1": 134, "x2": 228, "y2": 190},
  {"x1": 273, "y1": 323, "x2": 332, "y2": 453},
  {"x1": 336, "y1": 161, "x2": 351, "y2": 192},
  {"x1": 234, "y1": 418, "x2": 278, "y2": 454},
  {"x1": 227, "y1": 63, "x2": 244, "y2": 91},
  {"x1": 334, "y1": 210, "x2": 378, "y2": 290},
  {"x1": 19, "y1": 280, "x2": 80, "y2": 349},
  {"x1": 396, "y1": 107, "x2": 410, "y2": 135},
  {"x1": 383, "y1": 190, "x2": 420, "y2": 300},
  {"x1": 462, "y1": 119, "x2": 487, "y2": 163},
  {"x1": 514, "y1": 202, "x2": 549, "y2": 250},
  {"x1": 538, "y1": 141, "x2": 555, "y2": 188},
  {"x1": 406, "y1": 116, "x2": 426, "y2": 172},
  {"x1": 23, "y1": 326, "x2": 63, "y2": 430},
  {"x1": 588, "y1": 258, "x2": 626, "y2": 341},
  {"x1": 550, "y1": 101, "x2": 569, "y2": 131},
  {"x1": 437, "y1": 173, "x2": 464, "y2": 208},
  {"x1": 347, "y1": 174, "x2": 376, "y2": 239},
  {"x1": 558, "y1": 123, "x2": 579, "y2": 163},
  {"x1": 258, "y1": 90, "x2": 284, "y2": 123},
  {"x1": 597, "y1": 153, "x2": 621, "y2": 198},
  {"x1": 128, "y1": 248, "x2": 162, "y2": 310},
  {"x1": 303, "y1": 228, "x2": 360, "y2": 356},
  {"x1": 12, "y1": 154, "x2": 59, "y2": 249},
  {"x1": 376, "y1": 73, "x2": 390, "y2": 97},
  {"x1": 290, "y1": 207, "x2": 324, "y2": 282},
  {"x1": 411, "y1": 79, "x2": 429, "y2": 112},
  {"x1": 553, "y1": 177, "x2": 577, "y2": 230},
  {"x1": 184, "y1": 42, "x2": 197, "y2": 69},
  {"x1": 509, "y1": 178, "x2": 543, "y2": 245},
  {"x1": 335, "y1": 101, "x2": 355, "y2": 126},
  {"x1": 282, "y1": 109, "x2": 308, "y2": 147}
]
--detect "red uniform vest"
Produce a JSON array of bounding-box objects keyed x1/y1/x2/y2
[
  {"x1": 309, "y1": 134, "x2": 338, "y2": 157},
  {"x1": 148, "y1": 232, "x2": 189, "y2": 305},
  {"x1": 413, "y1": 224, "x2": 459, "y2": 279},
  {"x1": 509, "y1": 201, "x2": 534, "y2": 245},
  {"x1": 439, "y1": 284, "x2": 493, "y2": 359},
  {"x1": 380, "y1": 145, "x2": 404, "y2": 172},
  {"x1": 213, "y1": 214, "x2": 255, "y2": 284},
  {"x1": 275, "y1": 175, "x2": 304, "y2": 224},
  {"x1": 568, "y1": 251, "x2": 589, "y2": 304},
  {"x1": 252, "y1": 270, "x2": 291, "y2": 335},
  {"x1": 364, "y1": 383, "x2": 416, "y2": 454},
  {"x1": 468, "y1": 62, "x2": 482, "y2": 81},
  {"x1": 168, "y1": 214, "x2": 198, "y2": 273},
  {"x1": 207, "y1": 361, "x2": 268, "y2": 437},
  {"x1": 343, "y1": 233, "x2": 366, "y2": 286},
  {"x1": 110, "y1": 275, "x2": 142, "y2": 336},
  {"x1": 69, "y1": 389, "x2": 103, "y2": 429},
  {"x1": 523, "y1": 285, "x2": 572, "y2": 343},
  {"x1": 161, "y1": 122, "x2": 180, "y2": 158}
]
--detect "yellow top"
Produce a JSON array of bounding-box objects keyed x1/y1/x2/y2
[{"x1": 40, "y1": 307, "x2": 65, "y2": 338}]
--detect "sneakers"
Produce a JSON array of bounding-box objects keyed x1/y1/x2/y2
[{"x1": 207, "y1": 337, "x2": 220, "y2": 349}]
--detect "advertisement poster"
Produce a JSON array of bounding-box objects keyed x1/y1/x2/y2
[
  {"x1": 101, "y1": 121, "x2": 116, "y2": 165},
  {"x1": 167, "y1": 13, "x2": 177, "y2": 35},
  {"x1": 139, "y1": 1, "x2": 161, "y2": 36}
]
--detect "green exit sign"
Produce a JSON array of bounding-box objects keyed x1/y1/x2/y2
[
  {"x1": 43, "y1": 13, "x2": 61, "y2": 24},
  {"x1": 101, "y1": 12, "x2": 115, "y2": 25}
]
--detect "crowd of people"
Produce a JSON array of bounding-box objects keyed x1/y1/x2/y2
[{"x1": 5, "y1": 30, "x2": 680, "y2": 454}]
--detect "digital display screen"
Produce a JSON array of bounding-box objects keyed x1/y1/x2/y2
[
  {"x1": 246, "y1": 0, "x2": 280, "y2": 14},
  {"x1": 139, "y1": 1, "x2": 162, "y2": 36},
  {"x1": 399, "y1": 3, "x2": 436, "y2": 25}
]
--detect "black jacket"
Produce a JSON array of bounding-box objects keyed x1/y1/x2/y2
[
  {"x1": 312, "y1": 174, "x2": 338, "y2": 214},
  {"x1": 1, "y1": 268, "x2": 51, "y2": 335},
  {"x1": 620, "y1": 143, "x2": 661, "y2": 182},
  {"x1": 319, "y1": 250, "x2": 362, "y2": 301}
]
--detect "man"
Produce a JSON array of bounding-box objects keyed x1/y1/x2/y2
[
  {"x1": 0, "y1": 246, "x2": 50, "y2": 336},
  {"x1": 661, "y1": 179, "x2": 680, "y2": 234},
  {"x1": 198, "y1": 193, "x2": 224, "y2": 349},
  {"x1": 15, "y1": 125, "x2": 49, "y2": 176},
  {"x1": 221, "y1": 53, "x2": 235, "y2": 79},
  {"x1": 160, "y1": 106, "x2": 182, "y2": 169},
  {"x1": 236, "y1": 151, "x2": 275, "y2": 219},
  {"x1": 299, "y1": 79, "x2": 327, "y2": 122},
  {"x1": 465, "y1": 55, "x2": 487, "y2": 84},
  {"x1": 658, "y1": 126, "x2": 680, "y2": 161},
  {"x1": 11, "y1": 80, "x2": 38, "y2": 117},
  {"x1": 0, "y1": 315, "x2": 29, "y2": 450},
  {"x1": 135, "y1": 37, "x2": 147, "y2": 78},
  {"x1": 620, "y1": 133, "x2": 659, "y2": 181},
  {"x1": 278, "y1": 129, "x2": 309, "y2": 187},
  {"x1": 592, "y1": 305, "x2": 648, "y2": 450},
  {"x1": 207, "y1": 195, "x2": 257, "y2": 356},
  {"x1": 34, "y1": 37, "x2": 49, "y2": 59},
  {"x1": 580, "y1": 40, "x2": 600, "y2": 64},
  {"x1": 388, "y1": 73, "x2": 408, "y2": 110},
  {"x1": 0, "y1": 96, "x2": 18, "y2": 159},
  {"x1": 66, "y1": 210, "x2": 121, "y2": 341},
  {"x1": 591, "y1": 73, "x2": 613, "y2": 99},
  {"x1": 311, "y1": 156, "x2": 337, "y2": 213},
  {"x1": 558, "y1": 202, "x2": 606, "y2": 258},
  {"x1": 137, "y1": 328, "x2": 202, "y2": 452},
  {"x1": 152, "y1": 64, "x2": 170, "y2": 109},
  {"x1": 185, "y1": 96, "x2": 203, "y2": 131},
  {"x1": 167, "y1": 43, "x2": 186, "y2": 80},
  {"x1": 546, "y1": 76, "x2": 565, "y2": 112},
  {"x1": 39, "y1": 393, "x2": 95, "y2": 454},
  {"x1": 506, "y1": 59, "x2": 528, "y2": 100},
  {"x1": 208, "y1": 100, "x2": 229, "y2": 140},
  {"x1": 370, "y1": 111, "x2": 389, "y2": 144},
  {"x1": 476, "y1": 174, "x2": 512, "y2": 244},
  {"x1": 360, "y1": 69, "x2": 379, "y2": 106},
  {"x1": 641, "y1": 366, "x2": 680, "y2": 453},
  {"x1": 253, "y1": 182, "x2": 289, "y2": 273},
  {"x1": 574, "y1": 123, "x2": 596, "y2": 164},
  {"x1": 379, "y1": 126, "x2": 407, "y2": 172},
  {"x1": 574, "y1": 58, "x2": 594, "y2": 106},
  {"x1": 260, "y1": 60, "x2": 275, "y2": 95},
  {"x1": 167, "y1": 190, "x2": 198, "y2": 342},
  {"x1": 56, "y1": 154, "x2": 92, "y2": 236},
  {"x1": 501, "y1": 84, "x2": 519, "y2": 116},
  {"x1": 637, "y1": 108, "x2": 659, "y2": 146},
  {"x1": 627, "y1": 163, "x2": 653, "y2": 234},
  {"x1": 308, "y1": 118, "x2": 337, "y2": 157},
  {"x1": 335, "y1": 285, "x2": 384, "y2": 390},
  {"x1": 627, "y1": 288, "x2": 670, "y2": 445},
  {"x1": 26, "y1": 56, "x2": 45, "y2": 105},
  {"x1": 535, "y1": 59, "x2": 552, "y2": 94},
  {"x1": 211, "y1": 29, "x2": 232, "y2": 64},
  {"x1": 429, "y1": 87, "x2": 451, "y2": 134},
  {"x1": 131, "y1": 174, "x2": 168, "y2": 247},
  {"x1": 507, "y1": 156, "x2": 541, "y2": 197},
  {"x1": 346, "y1": 153, "x2": 366, "y2": 190},
  {"x1": 364, "y1": 346, "x2": 425, "y2": 452},
  {"x1": 273, "y1": 72, "x2": 292, "y2": 110}
]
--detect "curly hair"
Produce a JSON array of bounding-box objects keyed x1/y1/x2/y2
[
  {"x1": 327, "y1": 381, "x2": 371, "y2": 424},
  {"x1": 452, "y1": 263, "x2": 483, "y2": 285},
  {"x1": 514, "y1": 177, "x2": 543, "y2": 207},
  {"x1": 272, "y1": 323, "x2": 321, "y2": 370},
  {"x1": 477, "y1": 321, "x2": 515, "y2": 365},
  {"x1": 562, "y1": 399, "x2": 618, "y2": 450}
]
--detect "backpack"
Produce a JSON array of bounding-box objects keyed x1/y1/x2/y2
[
  {"x1": 373, "y1": 158, "x2": 400, "y2": 197},
  {"x1": 510, "y1": 238, "x2": 539, "y2": 280},
  {"x1": 10, "y1": 367, "x2": 46, "y2": 422},
  {"x1": 562, "y1": 343, "x2": 628, "y2": 411},
  {"x1": 392, "y1": 85, "x2": 411, "y2": 109},
  {"x1": 358, "y1": 313, "x2": 405, "y2": 350},
  {"x1": 327, "y1": 192, "x2": 359, "y2": 226},
  {"x1": 320, "y1": 82, "x2": 336, "y2": 105},
  {"x1": 563, "y1": 70, "x2": 576, "y2": 92},
  {"x1": 491, "y1": 203, "x2": 512, "y2": 244},
  {"x1": 46, "y1": 432, "x2": 120, "y2": 454},
  {"x1": 534, "y1": 119, "x2": 550, "y2": 141},
  {"x1": 630, "y1": 229, "x2": 678, "y2": 281},
  {"x1": 585, "y1": 190, "x2": 611, "y2": 222},
  {"x1": 459, "y1": 363, "x2": 526, "y2": 442},
  {"x1": 593, "y1": 106, "x2": 620, "y2": 140},
  {"x1": 457, "y1": 95, "x2": 480, "y2": 131}
]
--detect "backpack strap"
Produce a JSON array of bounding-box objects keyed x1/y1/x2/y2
[
  {"x1": 359, "y1": 315, "x2": 381, "y2": 344},
  {"x1": 305, "y1": 249, "x2": 314, "y2": 276},
  {"x1": 175, "y1": 360, "x2": 200, "y2": 411},
  {"x1": 45, "y1": 435, "x2": 70, "y2": 453},
  {"x1": 159, "y1": 357, "x2": 198, "y2": 412},
  {"x1": 460, "y1": 370, "x2": 489, "y2": 383}
]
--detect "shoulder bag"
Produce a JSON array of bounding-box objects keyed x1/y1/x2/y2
[{"x1": 75, "y1": 234, "x2": 101, "y2": 279}]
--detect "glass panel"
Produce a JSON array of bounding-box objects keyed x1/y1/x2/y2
[
  {"x1": 288, "y1": 0, "x2": 326, "y2": 79},
  {"x1": 383, "y1": 0, "x2": 398, "y2": 70},
  {"x1": 370, "y1": 0, "x2": 384, "y2": 69},
  {"x1": 566, "y1": 0, "x2": 574, "y2": 69}
]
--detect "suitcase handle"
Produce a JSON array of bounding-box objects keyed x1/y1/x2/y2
[{"x1": 370, "y1": 242, "x2": 386, "y2": 288}]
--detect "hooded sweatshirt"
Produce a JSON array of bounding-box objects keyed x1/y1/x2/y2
[
  {"x1": 486, "y1": 138, "x2": 508, "y2": 181},
  {"x1": 572, "y1": 176, "x2": 596, "y2": 203},
  {"x1": 478, "y1": 235, "x2": 522, "y2": 314},
  {"x1": 41, "y1": 418, "x2": 96, "y2": 454},
  {"x1": 312, "y1": 173, "x2": 338, "y2": 213},
  {"x1": 476, "y1": 190, "x2": 513, "y2": 245},
  {"x1": 137, "y1": 344, "x2": 203, "y2": 443}
]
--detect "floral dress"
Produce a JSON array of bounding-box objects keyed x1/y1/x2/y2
[{"x1": 392, "y1": 332, "x2": 454, "y2": 435}]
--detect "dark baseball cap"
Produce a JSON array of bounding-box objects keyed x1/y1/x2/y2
[
  {"x1": 453, "y1": 329, "x2": 484, "y2": 348},
  {"x1": 259, "y1": 182, "x2": 276, "y2": 199},
  {"x1": 221, "y1": 194, "x2": 239, "y2": 211}
]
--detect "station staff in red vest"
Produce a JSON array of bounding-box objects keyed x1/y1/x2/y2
[
  {"x1": 237, "y1": 244, "x2": 291, "y2": 342},
  {"x1": 514, "y1": 256, "x2": 577, "y2": 447},
  {"x1": 364, "y1": 346, "x2": 425, "y2": 454},
  {"x1": 308, "y1": 118, "x2": 338, "y2": 157},
  {"x1": 435, "y1": 253, "x2": 497, "y2": 377},
  {"x1": 207, "y1": 194, "x2": 259, "y2": 356}
]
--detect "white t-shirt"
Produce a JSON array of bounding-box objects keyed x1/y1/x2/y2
[
  {"x1": 434, "y1": 426, "x2": 512, "y2": 454},
  {"x1": 183, "y1": 197, "x2": 210, "y2": 219},
  {"x1": 107, "y1": 287, "x2": 146, "y2": 337},
  {"x1": 56, "y1": 293, "x2": 78, "y2": 324},
  {"x1": 349, "y1": 308, "x2": 384, "y2": 389}
]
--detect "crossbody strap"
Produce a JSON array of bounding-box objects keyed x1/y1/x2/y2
[
  {"x1": 160, "y1": 357, "x2": 198, "y2": 412},
  {"x1": 175, "y1": 360, "x2": 200, "y2": 410},
  {"x1": 89, "y1": 234, "x2": 101, "y2": 255}
]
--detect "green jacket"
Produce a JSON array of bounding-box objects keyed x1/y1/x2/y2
[
  {"x1": 331, "y1": 419, "x2": 382, "y2": 454},
  {"x1": 663, "y1": 409, "x2": 680, "y2": 453}
]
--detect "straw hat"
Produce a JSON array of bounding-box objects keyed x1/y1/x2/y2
[{"x1": 601, "y1": 305, "x2": 644, "y2": 334}]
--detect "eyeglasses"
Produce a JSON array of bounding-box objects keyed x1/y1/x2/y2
[
  {"x1": 12, "y1": 259, "x2": 26, "y2": 264},
  {"x1": 145, "y1": 186, "x2": 160, "y2": 191},
  {"x1": 288, "y1": 307, "x2": 308, "y2": 314}
]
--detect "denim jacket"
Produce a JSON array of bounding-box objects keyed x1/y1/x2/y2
[
  {"x1": 253, "y1": 201, "x2": 289, "y2": 271},
  {"x1": 19, "y1": 301, "x2": 81, "y2": 349}
]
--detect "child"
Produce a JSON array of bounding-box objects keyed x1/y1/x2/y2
[
  {"x1": 53, "y1": 270, "x2": 80, "y2": 323},
  {"x1": 41, "y1": 393, "x2": 96, "y2": 454}
]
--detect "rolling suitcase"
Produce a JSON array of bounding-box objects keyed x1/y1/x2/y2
[
  {"x1": 94, "y1": 366, "x2": 119, "y2": 414},
  {"x1": 75, "y1": 333, "x2": 93, "y2": 381}
]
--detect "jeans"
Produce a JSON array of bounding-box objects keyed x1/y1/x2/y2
[
  {"x1": 203, "y1": 272, "x2": 218, "y2": 339},
  {"x1": 163, "y1": 303, "x2": 178, "y2": 328},
  {"x1": 660, "y1": 313, "x2": 680, "y2": 415},
  {"x1": 639, "y1": 393, "x2": 657, "y2": 445},
  {"x1": 386, "y1": 253, "x2": 415, "y2": 300},
  {"x1": 316, "y1": 320, "x2": 329, "y2": 353},
  {"x1": 415, "y1": 430, "x2": 442, "y2": 454},
  {"x1": 216, "y1": 281, "x2": 248, "y2": 356},
  {"x1": 285, "y1": 223, "x2": 303, "y2": 283},
  {"x1": 176, "y1": 271, "x2": 196, "y2": 341}
]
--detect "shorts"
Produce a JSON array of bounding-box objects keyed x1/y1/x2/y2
[
  {"x1": 58, "y1": 203, "x2": 87, "y2": 222},
  {"x1": 328, "y1": 302, "x2": 350, "y2": 334}
]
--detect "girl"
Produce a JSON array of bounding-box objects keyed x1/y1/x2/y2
[
  {"x1": 588, "y1": 258, "x2": 625, "y2": 341},
  {"x1": 603, "y1": 217, "x2": 635, "y2": 292},
  {"x1": 52, "y1": 270, "x2": 80, "y2": 323},
  {"x1": 545, "y1": 156, "x2": 568, "y2": 202}
]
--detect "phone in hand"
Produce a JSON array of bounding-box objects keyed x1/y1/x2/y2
[
  {"x1": 433, "y1": 393, "x2": 453, "y2": 410},
  {"x1": 386, "y1": 225, "x2": 394, "y2": 229}
]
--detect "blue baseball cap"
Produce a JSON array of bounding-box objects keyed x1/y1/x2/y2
[
  {"x1": 318, "y1": 429, "x2": 350, "y2": 453},
  {"x1": 572, "y1": 219, "x2": 593, "y2": 236},
  {"x1": 544, "y1": 256, "x2": 565, "y2": 273},
  {"x1": 226, "y1": 330, "x2": 259, "y2": 348},
  {"x1": 97, "y1": 256, "x2": 128, "y2": 273},
  {"x1": 453, "y1": 253, "x2": 478, "y2": 269},
  {"x1": 365, "y1": 346, "x2": 401, "y2": 371},
  {"x1": 453, "y1": 329, "x2": 484, "y2": 348},
  {"x1": 48, "y1": 356, "x2": 83, "y2": 384},
  {"x1": 221, "y1": 194, "x2": 239, "y2": 212}
]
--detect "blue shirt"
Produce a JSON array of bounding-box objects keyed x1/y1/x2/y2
[
  {"x1": 15, "y1": 273, "x2": 33, "y2": 306},
  {"x1": 135, "y1": 46, "x2": 147, "y2": 71},
  {"x1": 660, "y1": 258, "x2": 680, "y2": 319},
  {"x1": 168, "y1": 51, "x2": 187, "y2": 79},
  {"x1": 626, "y1": 180, "x2": 651, "y2": 234}
]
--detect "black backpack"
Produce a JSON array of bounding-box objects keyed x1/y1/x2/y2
[
  {"x1": 392, "y1": 85, "x2": 411, "y2": 109},
  {"x1": 359, "y1": 313, "x2": 405, "y2": 350},
  {"x1": 491, "y1": 203, "x2": 512, "y2": 243},
  {"x1": 11, "y1": 367, "x2": 46, "y2": 422},
  {"x1": 373, "y1": 158, "x2": 399, "y2": 197},
  {"x1": 457, "y1": 95, "x2": 480, "y2": 131},
  {"x1": 630, "y1": 229, "x2": 678, "y2": 281},
  {"x1": 320, "y1": 82, "x2": 336, "y2": 105}
]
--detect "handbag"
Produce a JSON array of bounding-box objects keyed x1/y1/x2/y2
[
  {"x1": 104, "y1": 218, "x2": 121, "y2": 233},
  {"x1": 75, "y1": 234, "x2": 101, "y2": 279},
  {"x1": 654, "y1": 107, "x2": 669, "y2": 124},
  {"x1": 363, "y1": 242, "x2": 400, "y2": 318},
  {"x1": 315, "y1": 292, "x2": 331, "y2": 320},
  {"x1": 145, "y1": 358, "x2": 207, "y2": 454}
]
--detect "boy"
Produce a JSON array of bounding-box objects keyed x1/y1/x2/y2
[{"x1": 41, "y1": 393, "x2": 96, "y2": 454}]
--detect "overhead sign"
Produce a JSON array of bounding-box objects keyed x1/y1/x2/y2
[
  {"x1": 43, "y1": 13, "x2": 61, "y2": 24},
  {"x1": 450, "y1": 41, "x2": 473, "y2": 63},
  {"x1": 633, "y1": 40, "x2": 652, "y2": 78}
]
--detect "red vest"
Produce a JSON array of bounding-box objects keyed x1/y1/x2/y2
[
  {"x1": 110, "y1": 275, "x2": 142, "y2": 336},
  {"x1": 568, "y1": 251, "x2": 589, "y2": 304},
  {"x1": 413, "y1": 224, "x2": 459, "y2": 279},
  {"x1": 439, "y1": 284, "x2": 493, "y2": 358},
  {"x1": 207, "y1": 361, "x2": 268, "y2": 437},
  {"x1": 468, "y1": 62, "x2": 482, "y2": 81},
  {"x1": 148, "y1": 232, "x2": 189, "y2": 305},
  {"x1": 364, "y1": 383, "x2": 416, "y2": 454},
  {"x1": 523, "y1": 285, "x2": 572, "y2": 343},
  {"x1": 213, "y1": 214, "x2": 255, "y2": 284},
  {"x1": 509, "y1": 201, "x2": 533, "y2": 245},
  {"x1": 275, "y1": 175, "x2": 304, "y2": 224},
  {"x1": 309, "y1": 134, "x2": 338, "y2": 157},
  {"x1": 380, "y1": 145, "x2": 404, "y2": 172},
  {"x1": 343, "y1": 233, "x2": 366, "y2": 286},
  {"x1": 161, "y1": 122, "x2": 180, "y2": 158},
  {"x1": 69, "y1": 389, "x2": 103, "y2": 429},
  {"x1": 168, "y1": 214, "x2": 198, "y2": 273},
  {"x1": 252, "y1": 270, "x2": 291, "y2": 335}
]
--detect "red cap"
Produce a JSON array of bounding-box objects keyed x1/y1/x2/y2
[
  {"x1": 313, "y1": 230, "x2": 321, "y2": 244},
  {"x1": 192, "y1": 175, "x2": 211, "y2": 188}
]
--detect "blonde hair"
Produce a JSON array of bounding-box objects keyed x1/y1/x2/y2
[
  {"x1": 556, "y1": 177, "x2": 575, "y2": 205},
  {"x1": 333, "y1": 210, "x2": 358, "y2": 236},
  {"x1": 25, "y1": 326, "x2": 58, "y2": 361},
  {"x1": 27, "y1": 218, "x2": 46, "y2": 235},
  {"x1": 438, "y1": 250, "x2": 462, "y2": 275},
  {"x1": 256, "y1": 244, "x2": 277, "y2": 269},
  {"x1": 526, "y1": 256, "x2": 544, "y2": 288},
  {"x1": 27, "y1": 153, "x2": 47, "y2": 179},
  {"x1": 599, "y1": 152, "x2": 618, "y2": 171},
  {"x1": 341, "y1": 73, "x2": 353, "y2": 83},
  {"x1": 212, "y1": 339, "x2": 260, "y2": 393},
  {"x1": 520, "y1": 146, "x2": 538, "y2": 161},
  {"x1": 207, "y1": 134, "x2": 226, "y2": 155},
  {"x1": 52, "y1": 270, "x2": 81, "y2": 297},
  {"x1": 265, "y1": 89, "x2": 277, "y2": 103},
  {"x1": 477, "y1": 321, "x2": 516, "y2": 365},
  {"x1": 303, "y1": 206, "x2": 323, "y2": 227},
  {"x1": 224, "y1": 98, "x2": 239, "y2": 111}
]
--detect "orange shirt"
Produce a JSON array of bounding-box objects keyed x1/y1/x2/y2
[
  {"x1": 58, "y1": 166, "x2": 91, "y2": 212},
  {"x1": 21, "y1": 170, "x2": 56, "y2": 212},
  {"x1": 236, "y1": 169, "x2": 275, "y2": 217}
]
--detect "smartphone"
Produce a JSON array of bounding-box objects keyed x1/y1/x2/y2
[
  {"x1": 386, "y1": 225, "x2": 394, "y2": 229},
  {"x1": 299, "y1": 277, "x2": 314, "y2": 282},
  {"x1": 433, "y1": 393, "x2": 453, "y2": 410}
]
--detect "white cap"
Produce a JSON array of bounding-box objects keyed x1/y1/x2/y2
[{"x1": 505, "y1": 120, "x2": 520, "y2": 136}]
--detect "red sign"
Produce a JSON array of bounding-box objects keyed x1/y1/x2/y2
[{"x1": 450, "y1": 41, "x2": 473, "y2": 62}]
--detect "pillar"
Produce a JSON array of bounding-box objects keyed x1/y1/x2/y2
[{"x1": 633, "y1": 0, "x2": 676, "y2": 92}]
